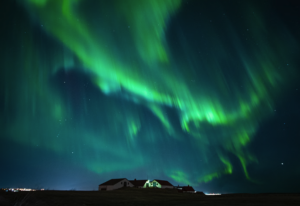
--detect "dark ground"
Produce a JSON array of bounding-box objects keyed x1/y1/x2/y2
[{"x1": 0, "y1": 188, "x2": 299, "y2": 206}]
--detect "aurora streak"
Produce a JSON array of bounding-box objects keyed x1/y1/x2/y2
[{"x1": 1, "y1": 0, "x2": 299, "y2": 191}]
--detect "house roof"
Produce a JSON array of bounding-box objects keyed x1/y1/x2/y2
[
  {"x1": 129, "y1": 179, "x2": 147, "y2": 187},
  {"x1": 153, "y1": 180, "x2": 173, "y2": 186},
  {"x1": 99, "y1": 178, "x2": 127, "y2": 186},
  {"x1": 181, "y1": 186, "x2": 195, "y2": 192}
]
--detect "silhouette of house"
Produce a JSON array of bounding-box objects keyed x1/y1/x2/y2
[
  {"x1": 177, "y1": 185, "x2": 195, "y2": 193},
  {"x1": 99, "y1": 178, "x2": 174, "y2": 190},
  {"x1": 129, "y1": 179, "x2": 147, "y2": 188},
  {"x1": 98, "y1": 178, "x2": 134, "y2": 191}
]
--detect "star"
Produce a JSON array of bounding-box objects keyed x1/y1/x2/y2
[{"x1": 281, "y1": 163, "x2": 284, "y2": 165}]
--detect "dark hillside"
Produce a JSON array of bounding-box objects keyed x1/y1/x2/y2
[{"x1": 0, "y1": 188, "x2": 299, "y2": 206}]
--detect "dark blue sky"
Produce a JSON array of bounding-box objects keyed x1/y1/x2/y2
[{"x1": 0, "y1": 0, "x2": 299, "y2": 193}]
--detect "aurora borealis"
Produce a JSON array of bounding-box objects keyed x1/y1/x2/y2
[{"x1": 1, "y1": 0, "x2": 300, "y2": 192}]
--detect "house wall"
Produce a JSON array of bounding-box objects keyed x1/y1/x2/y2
[
  {"x1": 143, "y1": 180, "x2": 151, "y2": 188},
  {"x1": 99, "y1": 185, "x2": 115, "y2": 191},
  {"x1": 98, "y1": 185, "x2": 107, "y2": 191},
  {"x1": 151, "y1": 180, "x2": 162, "y2": 188},
  {"x1": 111, "y1": 179, "x2": 134, "y2": 190},
  {"x1": 143, "y1": 180, "x2": 160, "y2": 188}
]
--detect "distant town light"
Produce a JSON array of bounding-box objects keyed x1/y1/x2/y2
[
  {"x1": 205, "y1": 193, "x2": 221, "y2": 195},
  {"x1": 1, "y1": 188, "x2": 43, "y2": 192}
]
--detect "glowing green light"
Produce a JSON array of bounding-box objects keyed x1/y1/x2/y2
[{"x1": 7, "y1": 0, "x2": 297, "y2": 187}]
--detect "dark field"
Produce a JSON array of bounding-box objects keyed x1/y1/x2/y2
[{"x1": 0, "y1": 188, "x2": 299, "y2": 206}]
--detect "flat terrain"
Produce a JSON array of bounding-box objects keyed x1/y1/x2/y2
[{"x1": 0, "y1": 188, "x2": 299, "y2": 206}]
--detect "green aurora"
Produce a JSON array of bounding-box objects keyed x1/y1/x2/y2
[{"x1": 1, "y1": 0, "x2": 299, "y2": 189}]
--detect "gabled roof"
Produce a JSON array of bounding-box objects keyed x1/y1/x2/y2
[
  {"x1": 153, "y1": 180, "x2": 173, "y2": 186},
  {"x1": 129, "y1": 179, "x2": 147, "y2": 187},
  {"x1": 99, "y1": 178, "x2": 127, "y2": 186},
  {"x1": 181, "y1": 186, "x2": 195, "y2": 192}
]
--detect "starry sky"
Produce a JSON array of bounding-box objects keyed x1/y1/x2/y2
[{"x1": 0, "y1": 0, "x2": 299, "y2": 193}]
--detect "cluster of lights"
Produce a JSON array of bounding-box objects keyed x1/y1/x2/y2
[
  {"x1": 205, "y1": 193, "x2": 221, "y2": 195},
  {"x1": 1, "y1": 188, "x2": 44, "y2": 192}
]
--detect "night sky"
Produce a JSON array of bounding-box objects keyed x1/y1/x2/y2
[{"x1": 1, "y1": 0, "x2": 300, "y2": 193}]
